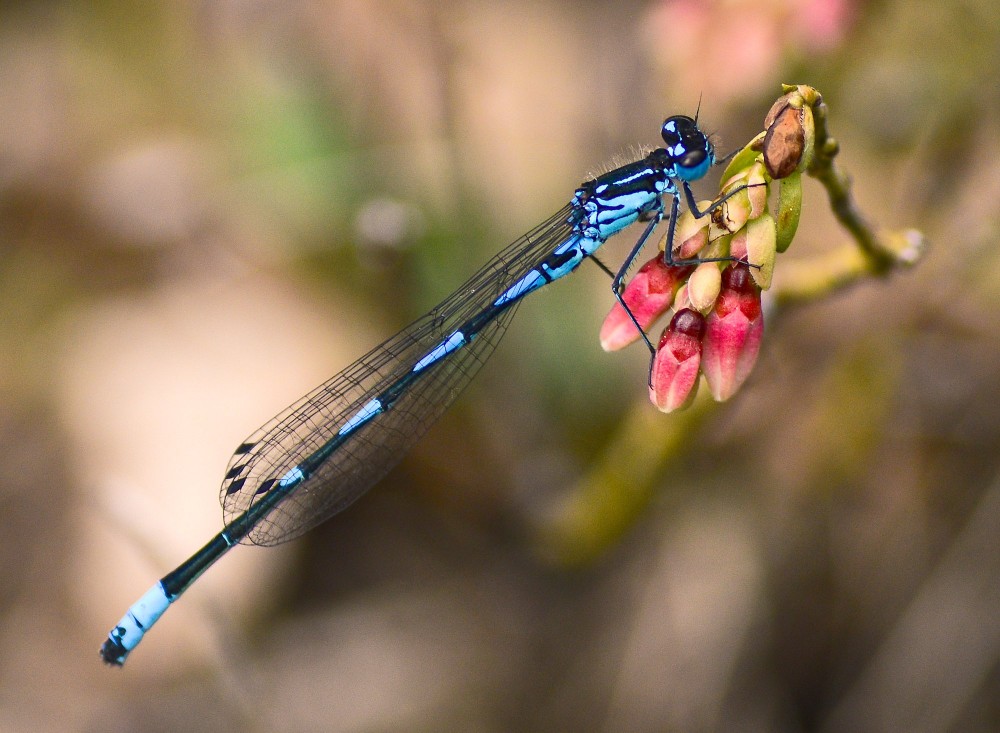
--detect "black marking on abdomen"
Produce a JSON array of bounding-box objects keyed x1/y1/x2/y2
[{"x1": 543, "y1": 248, "x2": 578, "y2": 272}]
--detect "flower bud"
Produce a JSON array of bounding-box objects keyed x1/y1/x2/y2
[
  {"x1": 669, "y1": 205, "x2": 711, "y2": 259},
  {"x1": 720, "y1": 131, "x2": 765, "y2": 183},
  {"x1": 701, "y1": 264, "x2": 764, "y2": 401},
  {"x1": 711, "y1": 181, "x2": 752, "y2": 234},
  {"x1": 747, "y1": 160, "x2": 769, "y2": 218},
  {"x1": 745, "y1": 214, "x2": 777, "y2": 289},
  {"x1": 719, "y1": 169, "x2": 749, "y2": 193},
  {"x1": 687, "y1": 262, "x2": 722, "y2": 313},
  {"x1": 729, "y1": 228, "x2": 748, "y2": 261},
  {"x1": 672, "y1": 283, "x2": 691, "y2": 312},
  {"x1": 762, "y1": 93, "x2": 815, "y2": 179},
  {"x1": 599, "y1": 255, "x2": 692, "y2": 351},
  {"x1": 649, "y1": 308, "x2": 705, "y2": 413},
  {"x1": 775, "y1": 171, "x2": 802, "y2": 253}
]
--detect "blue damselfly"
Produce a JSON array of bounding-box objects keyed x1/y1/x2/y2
[{"x1": 101, "y1": 114, "x2": 738, "y2": 665}]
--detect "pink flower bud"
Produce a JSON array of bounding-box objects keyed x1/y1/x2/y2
[
  {"x1": 701, "y1": 264, "x2": 764, "y2": 401},
  {"x1": 599, "y1": 256, "x2": 693, "y2": 351},
  {"x1": 649, "y1": 308, "x2": 705, "y2": 412},
  {"x1": 729, "y1": 228, "x2": 748, "y2": 261},
  {"x1": 669, "y1": 206, "x2": 711, "y2": 259},
  {"x1": 673, "y1": 283, "x2": 692, "y2": 311}
]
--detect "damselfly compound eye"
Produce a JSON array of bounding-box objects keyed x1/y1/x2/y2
[
  {"x1": 661, "y1": 115, "x2": 713, "y2": 180},
  {"x1": 661, "y1": 115, "x2": 694, "y2": 147}
]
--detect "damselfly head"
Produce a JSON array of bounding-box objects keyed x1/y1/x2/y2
[{"x1": 661, "y1": 115, "x2": 714, "y2": 182}]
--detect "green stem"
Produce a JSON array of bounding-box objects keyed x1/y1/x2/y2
[{"x1": 806, "y1": 91, "x2": 925, "y2": 274}]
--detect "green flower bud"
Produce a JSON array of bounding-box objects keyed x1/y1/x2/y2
[{"x1": 775, "y1": 171, "x2": 802, "y2": 253}]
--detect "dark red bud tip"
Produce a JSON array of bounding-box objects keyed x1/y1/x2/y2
[
  {"x1": 716, "y1": 264, "x2": 762, "y2": 321},
  {"x1": 668, "y1": 307, "x2": 706, "y2": 341},
  {"x1": 656, "y1": 308, "x2": 706, "y2": 363},
  {"x1": 721, "y1": 263, "x2": 755, "y2": 293}
]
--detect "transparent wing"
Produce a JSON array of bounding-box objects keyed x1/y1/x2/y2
[{"x1": 220, "y1": 205, "x2": 579, "y2": 545}]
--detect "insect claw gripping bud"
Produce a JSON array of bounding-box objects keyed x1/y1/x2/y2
[{"x1": 711, "y1": 179, "x2": 753, "y2": 235}]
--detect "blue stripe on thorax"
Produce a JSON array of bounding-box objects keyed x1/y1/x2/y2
[{"x1": 583, "y1": 157, "x2": 673, "y2": 240}]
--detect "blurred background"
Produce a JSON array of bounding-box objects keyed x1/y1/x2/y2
[{"x1": 1, "y1": 0, "x2": 998, "y2": 731}]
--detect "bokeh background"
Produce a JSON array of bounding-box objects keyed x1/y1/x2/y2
[{"x1": 1, "y1": 0, "x2": 998, "y2": 731}]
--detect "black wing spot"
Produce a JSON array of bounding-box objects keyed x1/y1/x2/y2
[
  {"x1": 225, "y1": 477, "x2": 247, "y2": 495},
  {"x1": 234, "y1": 442, "x2": 255, "y2": 455},
  {"x1": 225, "y1": 463, "x2": 248, "y2": 480},
  {"x1": 254, "y1": 478, "x2": 277, "y2": 496}
]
